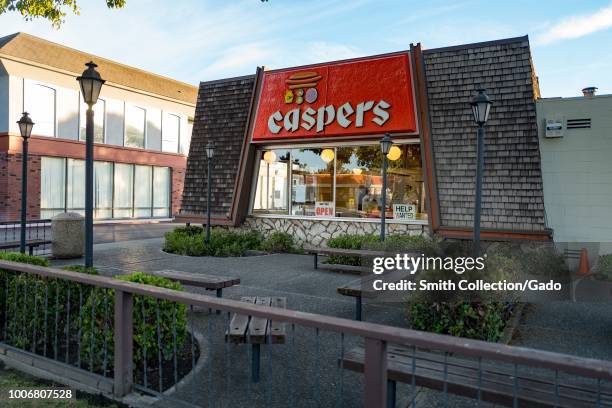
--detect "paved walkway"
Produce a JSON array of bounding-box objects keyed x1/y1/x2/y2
[{"x1": 49, "y1": 237, "x2": 612, "y2": 407}]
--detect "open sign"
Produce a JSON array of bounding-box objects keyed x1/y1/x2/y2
[
  {"x1": 393, "y1": 204, "x2": 416, "y2": 220},
  {"x1": 315, "y1": 201, "x2": 334, "y2": 217}
]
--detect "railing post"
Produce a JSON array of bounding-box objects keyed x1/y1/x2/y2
[
  {"x1": 364, "y1": 337, "x2": 387, "y2": 407},
  {"x1": 114, "y1": 289, "x2": 133, "y2": 397}
]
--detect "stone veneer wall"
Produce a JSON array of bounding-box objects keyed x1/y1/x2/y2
[{"x1": 239, "y1": 216, "x2": 427, "y2": 247}]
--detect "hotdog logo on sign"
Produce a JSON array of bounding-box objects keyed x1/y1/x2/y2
[{"x1": 252, "y1": 53, "x2": 417, "y2": 142}]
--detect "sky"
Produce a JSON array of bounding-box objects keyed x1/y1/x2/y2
[{"x1": 1, "y1": 0, "x2": 612, "y2": 97}]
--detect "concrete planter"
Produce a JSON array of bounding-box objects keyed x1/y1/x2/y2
[{"x1": 51, "y1": 212, "x2": 84, "y2": 259}]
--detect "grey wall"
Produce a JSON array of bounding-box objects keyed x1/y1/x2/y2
[{"x1": 0, "y1": 74, "x2": 8, "y2": 132}]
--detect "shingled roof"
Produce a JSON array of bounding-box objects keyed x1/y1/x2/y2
[
  {"x1": 423, "y1": 36, "x2": 546, "y2": 231},
  {"x1": 0, "y1": 32, "x2": 197, "y2": 104},
  {"x1": 180, "y1": 75, "x2": 257, "y2": 218},
  {"x1": 181, "y1": 36, "x2": 547, "y2": 234}
]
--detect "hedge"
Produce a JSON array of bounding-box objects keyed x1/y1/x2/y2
[
  {"x1": 164, "y1": 227, "x2": 262, "y2": 257},
  {"x1": 80, "y1": 272, "x2": 187, "y2": 373}
]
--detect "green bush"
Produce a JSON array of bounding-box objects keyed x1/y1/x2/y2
[
  {"x1": 326, "y1": 234, "x2": 379, "y2": 265},
  {"x1": 596, "y1": 254, "x2": 612, "y2": 281},
  {"x1": 0, "y1": 252, "x2": 49, "y2": 267},
  {"x1": 407, "y1": 302, "x2": 512, "y2": 342},
  {"x1": 325, "y1": 233, "x2": 440, "y2": 265},
  {"x1": 406, "y1": 247, "x2": 519, "y2": 341},
  {"x1": 81, "y1": 272, "x2": 187, "y2": 373},
  {"x1": 164, "y1": 227, "x2": 262, "y2": 257},
  {"x1": 1, "y1": 258, "x2": 98, "y2": 353},
  {"x1": 260, "y1": 231, "x2": 298, "y2": 253}
]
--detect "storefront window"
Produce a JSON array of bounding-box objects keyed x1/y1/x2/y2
[
  {"x1": 250, "y1": 143, "x2": 427, "y2": 222},
  {"x1": 252, "y1": 149, "x2": 290, "y2": 214},
  {"x1": 291, "y1": 148, "x2": 334, "y2": 217}
]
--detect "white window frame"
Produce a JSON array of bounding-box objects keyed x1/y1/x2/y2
[
  {"x1": 23, "y1": 79, "x2": 57, "y2": 138},
  {"x1": 123, "y1": 103, "x2": 147, "y2": 149}
]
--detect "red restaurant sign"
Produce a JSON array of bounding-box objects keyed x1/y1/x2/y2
[{"x1": 252, "y1": 53, "x2": 417, "y2": 142}]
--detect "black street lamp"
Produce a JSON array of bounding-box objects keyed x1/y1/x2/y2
[
  {"x1": 205, "y1": 142, "x2": 214, "y2": 243},
  {"x1": 379, "y1": 133, "x2": 393, "y2": 241},
  {"x1": 17, "y1": 112, "x2": 34, "y2": 254},
  {"x1": 470, "y1": 89, "x2": 492, "y2": 255},
  {"x1": 77, "y1": 61, "x2": 105, "y2": 268}
]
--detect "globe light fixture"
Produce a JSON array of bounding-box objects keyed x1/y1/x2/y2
[
  {"x1": 263, "y1": 150, "x2": 277, "y2": 164},
  {"x1": 387, "y1": 145, "x2": 402, "y2": 161},
  {"x1": 321, "y1": 148, "x2": 335, "y2": 163}
]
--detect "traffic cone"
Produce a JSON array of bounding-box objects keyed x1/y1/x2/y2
[{"x1": 577, "y1": 248, "x2": 591, "y2": 277}]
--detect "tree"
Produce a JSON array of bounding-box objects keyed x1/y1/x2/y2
[{"x1": 0, "y1": 0, "x2": 126, "y2": 28}]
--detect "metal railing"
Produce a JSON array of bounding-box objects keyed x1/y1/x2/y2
[
  {"x1": 0, "y1": 259, "x2": 611, "y2": 407},
  {"x1": 0, "y1": 219, "x2": 52, "y2": 256}
]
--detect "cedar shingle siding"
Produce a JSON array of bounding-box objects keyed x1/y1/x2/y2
[
  {"x1": 180, "y1": 76, "x2": 256, "y2": 218},
  {"x1": 423, "y1": 37, "x2": 546, "y2": 231},
  {"x1": 181, "y1": 37, "x2": 547, "y2": 234}
]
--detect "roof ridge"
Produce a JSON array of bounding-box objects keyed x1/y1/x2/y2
[
  {"x1": 1, "y1": 32, "x2": 197, "y2": 90},
  {"x1": 423, "y1": 35, "x2": 529, "y2": 54}
]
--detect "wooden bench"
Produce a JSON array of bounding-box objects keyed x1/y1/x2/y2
[
  {"x1": 341, "y1": 345, "x2": 612, "y2": 408},
  {"x1": 337, "y1": 268, "x2": 415, "y2": 321},
  {"x1": 151, "y1": 269, "x2": 240, "y2": 314},
  {"x1": 304, "y1": 246, "x2": 385, "y2": 273},
  {"x1": 0, "y1": 239, "x2": 52, "y2": 256},
  {"x1": 226, "y1": 296, "x2": 286, "y2": 382}
]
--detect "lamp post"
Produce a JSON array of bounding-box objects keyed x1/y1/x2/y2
[
  {"x1": 17, "y1": 112, "x2": 34, "y2": 254},
  {"x1": 205, "y1": 142, "x2": 214, "y2": 243},
  {"x1": 379, "y1": 133, "x2": 393, "y2": 241},
  {"x1": 470, "y1": 89, "x2": 492, "y2": 255},
  {"x1": 77, "y1": 61, "x2": 105, "y2": 268}
]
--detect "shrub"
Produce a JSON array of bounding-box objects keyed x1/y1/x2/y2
[
  {"x1": 80, "y1": 272, "x2": 187, "y2": 373},
  {"x1": 406, "y1": 248, "x2": 519, "y2": 341},
  {"x1": 0, "y1": 252, "x2": 49, "y2": 267},
  {"x1": 164, "y1": 227, "x2": 262, "y2": 257},
  {"x1": 326, "y1": 234, "x2": 379, "y2": 265},
  {"x1": 325, "y1": 233, "x2": 440, "y2": 265},
  {"x1": 260, "y1": 231, "x2": 298, "y2": 253},
  {"x1": 596, "y1": 254, "x2": 612, "y2": 281},
  {"x1": 1, "y1": 258, "x2": 98, "y2": 353},
  {"x1": 407, "y1": 302, "x2": 512, "y2": 342}
]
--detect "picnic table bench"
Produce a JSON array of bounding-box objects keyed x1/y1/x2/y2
[
  {"x1": 226, "y1": 296, "x2": 286, "y2": 382},
  {"x1": 304, "y1": 246, "x2": 386, "y2": 273},
  {"x1": 0, "y1": 239, "x2": 52, "y2": 256},
  {"x1": 151, "y1": 269, "x2": 240, "y2": 298},
  {"x1": 337, "y1": 267, "x2": 416, "y2": 321},
  {"x1": 341, "y1": 345, "x2": 612, "y2": 408},
  {"x1": 151, "y1": 269, "x2": 240, "y2": 314}
]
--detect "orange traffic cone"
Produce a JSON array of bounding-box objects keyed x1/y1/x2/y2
[{"x1": 577, "y1": 248, "x2": 591, "y2": 277}]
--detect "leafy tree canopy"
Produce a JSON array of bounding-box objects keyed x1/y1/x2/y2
[{"x1": 0, "y1": 0, "x2": 126, "y2": 28}]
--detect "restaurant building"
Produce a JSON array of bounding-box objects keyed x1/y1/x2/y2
[
  {"x1": 0, "y1": 33, "x2": 196, "y2": 222},
  {"x1": 178, "y1": 35, "x2": 552, "y2": 245}
]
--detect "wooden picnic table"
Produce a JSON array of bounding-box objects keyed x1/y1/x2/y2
[
  {"x1": 303, "y1": 246, "x2": 386, "y2": 272},
  {"x1": 226, "y1": 296, "x2": 287, "y2": 382},
  {"x1": 337, "y1": 267, "x2": 416, "y2": 321},
  {"x1": 151, "y1": 269, "x2": 240, "y2": 314}
]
